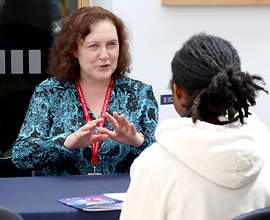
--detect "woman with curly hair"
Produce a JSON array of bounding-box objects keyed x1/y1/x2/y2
[
  {"x1": 12, "y1": 7, "x2": 158, "y2": 176},
  {"x1": 120, "y1": 33, "x2": 270, "y2": 220}
]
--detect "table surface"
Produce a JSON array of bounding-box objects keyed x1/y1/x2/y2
[{"x1": 0, "y1": 174, "x2": 130, "y2": 220}]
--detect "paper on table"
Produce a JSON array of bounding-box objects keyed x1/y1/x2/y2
[
  {"x1": 58, "y1": 193, "x2": 126, "y2": 212},
  {"x1": 103, "y1": 193, "x2": 126, "y2": 201}
]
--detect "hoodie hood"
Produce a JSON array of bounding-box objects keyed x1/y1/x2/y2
[{"x1": 155, "y1": 113, "x2": 270, "y2": 189}]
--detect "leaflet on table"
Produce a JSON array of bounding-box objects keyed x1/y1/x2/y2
[{"x1": 58, "y1": 193, "x2": 126, "y2": 211}]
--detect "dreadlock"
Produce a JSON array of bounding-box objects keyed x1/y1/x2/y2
[{"x1": 171, "y1": 33, "x2": 268, "y2": 124}]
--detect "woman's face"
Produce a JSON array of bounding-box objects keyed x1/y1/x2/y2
[{"x1": 74, "y1": 19, "x2": 119, "y2": 82}]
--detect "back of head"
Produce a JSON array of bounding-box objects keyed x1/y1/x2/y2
[
  {"x1": 0, "y1": 206, "x2": 23, "y2": 220},
  {"x1": 171, "y1": 33, "x2": 268, "y2": 124}
]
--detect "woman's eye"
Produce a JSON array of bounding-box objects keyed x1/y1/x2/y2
[
  {"x1": 108, "y1": 41, "x2": 118, "y2": 46},
  {"x1": 89, "y1": 44, "x2": 97, "y2": 48}
]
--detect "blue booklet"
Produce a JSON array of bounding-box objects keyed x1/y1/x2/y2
[{"x1": 58, "y1": 193, "x2": 125, "y2": 211}]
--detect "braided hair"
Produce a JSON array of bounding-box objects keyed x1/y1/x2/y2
[{"x1": 171, "y1": 33, "x2": 268, "y2": 124}]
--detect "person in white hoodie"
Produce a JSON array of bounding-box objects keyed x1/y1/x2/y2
[{"x1": 120, "y1": 33, "x2": 270, "y2": 220}]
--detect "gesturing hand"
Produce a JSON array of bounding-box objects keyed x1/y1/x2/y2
[
  {"x1": 98, "y1": 112, "x2": 144, "y2": 147},
  {"x1": 64, "y1": 118, "x2": 108, "y2": 150}
]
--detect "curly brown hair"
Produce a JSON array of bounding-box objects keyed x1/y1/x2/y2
[{"x1": 46, "y1": 6, "x2": 132, "y2": 82}]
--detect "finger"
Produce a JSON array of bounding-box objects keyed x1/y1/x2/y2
[
  {"x1": 120, "y1": 114, "x2": 131, "y2": 130},
  {"x1": 76, "y1": 129, "x2": 91, "y2": 140},
  {"x1": 80, "y1": 123, "x2": 97, "y2": 133},
  {"x1": 92, "y1": 134, "x2": 108, "y2": 143},
  {"x1": 98, "y1": 127, "x2": 116, "y2": 138},
  {"x1": 82, "y1": 118, "x2": 103, "y2": 131},
  {"x1": 85, "y1": 118, "x2": 103, "y2": 128},
  {"x1": 112, "y1": 111, "x2": 124, "y2": 127},
  {"x1": 129, "y1": 123, "x2": 137, "y2": 133},
  {"x1": 93, "y1": 118, "x2": 104, "y2": 125},
  {"x1": 105, "y1": 112, "x2": 119, "y2": 129}
]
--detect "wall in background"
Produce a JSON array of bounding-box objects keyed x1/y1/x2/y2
[{"x1": 110, "y1": 0, "x2": 270, "y2": 129}]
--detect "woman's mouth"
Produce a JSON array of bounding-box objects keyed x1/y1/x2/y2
[{"x1": 100, "y1": 64, "x2": 109, "y2": 68}]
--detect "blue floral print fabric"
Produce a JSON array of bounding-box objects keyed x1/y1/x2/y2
[{"x1": 12, "y1": 77, "x2": 158, "y2": 176}]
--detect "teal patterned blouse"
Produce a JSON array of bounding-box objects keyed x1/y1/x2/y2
[{"x1": 12, "y1": 76, "x2": 158, "y2": 176}]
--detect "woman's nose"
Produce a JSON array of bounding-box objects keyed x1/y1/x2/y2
[{"x1": 99, "y1": 47, "x2": 109, "y2": 60}]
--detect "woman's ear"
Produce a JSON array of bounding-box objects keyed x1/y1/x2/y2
[
  {"x1": 173, "y1": 83, "x2": 183, "y2": 99},
  {"x1": 172, "y1": 83, "x2": 188, "y2": 117},
  {"x1": 73, "y1": 50, "x2": 78, "y2": 58}
]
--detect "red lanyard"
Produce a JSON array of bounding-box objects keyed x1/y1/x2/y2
[{"x1": 75, "y1": 77, "x2": 114, "y2": 166}]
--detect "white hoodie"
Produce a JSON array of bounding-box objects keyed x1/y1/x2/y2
[{"x1": 120, "y1": 113, "x2": 270, "y2": 220}]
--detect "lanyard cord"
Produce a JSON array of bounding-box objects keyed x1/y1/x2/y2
[{"x1": 75, "y1": 77, "x2": 114, "y2": 167}]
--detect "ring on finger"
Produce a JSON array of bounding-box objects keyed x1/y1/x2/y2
[{"x1": 125, "y1": 127, "x2": 131, "y2": 131}]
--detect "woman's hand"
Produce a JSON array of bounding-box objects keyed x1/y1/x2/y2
[
  {"x1": 98, "y1": 112, "x2": 144, "y2": 147},
  {"x1": 64, "y1": 118, "x2": 108, "y2": 150}
]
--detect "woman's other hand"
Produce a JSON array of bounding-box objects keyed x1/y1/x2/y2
[
  {"x1": 64, "y1": 118, "x2": 108, "y2": 150},
  {"x1": 98, "y1": 112, "x2": 144, "y2": 147}
]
